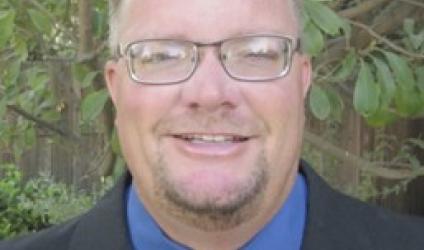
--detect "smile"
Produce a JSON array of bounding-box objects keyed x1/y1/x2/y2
[
  {"x1": 167, "y1": 133, "x2": 255, "y2": 158},
  {"x1": 172, "y1": 134, "x2": 250, "y2": 143}
]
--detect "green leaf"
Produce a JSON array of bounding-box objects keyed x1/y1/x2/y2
[
  {"x1": 309, "y1": 85, "x2": 331, "y2": 120},
  {"x1": 93, "y1": 9, "x2": 106, "y2": 38},
  {"x1": 383, "y1": 51, "x2": 415, "y2": 90},
  {"x1": 72, "y1": 64, "x2": 90, "y2": 83},
  {"x1": 384, "y1": 51, "x2": 423, "y2": 117},
  {"x1": 383, "y1": 52, "x2": 421, "y2": 116},
  {"x1": 416, "y1": 66, "x2": 424, "y2": 93},
  {"x1": 111, "y1": 128, "x2": 122, "y2": 155},
  {"x1": 304, "y1": 1, "x2": 343, "y2": 36},
  {"x1": 326, "y1": 88, "x2": 344, "y2": 122},
  {"x1": 403, "y1": 19, "x2": 415, "y2": 36},
  {"x1": 27, "y1": 68, "x2": 49, "y2": 93},
  {"x1": 14, "y1": 37, "x2": 28, "y2": 61},
  {"x1": 353, "y1": 60, "x2": 380, "y2": 117},
  {"x1": 81, "y1": 71, "x2": 99, "y2": 89},
  {"x1": 403, "y1": 19, "x2": 424, "y2": 50},
  {"x1": 301, "y1": 9, "x2": 311, "y2": 29},
  {"x1": 372, "y1": 57, "x2": 396, "y2": 108},
  {"x1": 394, "y1": 88, "x2": 422, "y2": 117},
  {"x1": 365, "y1": 108, "x2": 397, "y2": 127},
  {"x1": 81, "y1": 89, "x2": 109, "y2": 123},
  {"x1": 27, "y1": 9, "x2": 51, "y2": 34},
  {"x1": 332, "y1": 49, "x2": 357, "y2": 82},
  {"x1": 3, "y1": 59, "x2": 21, "y2": 87},
  {"x1": 0, "y1": 10, "x2": 15, "y2": 47},
  {"x1": 412, "y1": 31, "x2": 424, "y2": 50},
  {"x1": 0, "y1": 99, "x2": 7, "y2": 120},
  {"x1": 303, "y1": 21, "x2": 324, "y2": 56}
]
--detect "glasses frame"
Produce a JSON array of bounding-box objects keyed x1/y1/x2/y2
[{"x1": 116, "y1": 34, "x2": 301, "y2": 85}]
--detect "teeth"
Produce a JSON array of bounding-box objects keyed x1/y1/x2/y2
[
  {"x1": 194, "y1": 135, "x2": 228, "y2": 143},
  {"x1": 177, "y1": 134, "x2": 247, "y2": 143}
]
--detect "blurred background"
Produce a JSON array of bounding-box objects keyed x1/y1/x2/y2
[{"x1": 0, "y1": 0, "x2": 423, "y2": 239}]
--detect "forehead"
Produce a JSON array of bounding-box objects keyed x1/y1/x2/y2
[{"x1": 119, "y1": 0, "x2": 298, "y2": 43}]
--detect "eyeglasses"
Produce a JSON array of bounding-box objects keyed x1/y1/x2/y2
[{"x1": 116, "y1": 35, "x2": 300, "y2": 85}]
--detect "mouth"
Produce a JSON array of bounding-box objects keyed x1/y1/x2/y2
[
  {"x1": 166, "y1": 133, "x2": 255, "y2": 157},
  {"x1": 172, "y1": 134, "x2": 250, "y2": 143}
]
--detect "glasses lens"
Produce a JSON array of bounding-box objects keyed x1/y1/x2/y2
[
  {"x1": 127, "y1": 40, "x2": 196, "y2": 84},
  {"x1": 221, "y1": 36, "x2": 291, "y2": 81}
]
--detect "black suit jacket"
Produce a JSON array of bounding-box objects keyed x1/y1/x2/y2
[{"x1": 1, "y1": 161, "x2": 424, "y2": 250}]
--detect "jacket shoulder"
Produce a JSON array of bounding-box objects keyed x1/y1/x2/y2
[
  {"x1": 301, "y1": 161, "x2": 424, "y2": 250},
  {"x1": 337, "y1": 189, "x2": 424, "y2": 249},
  {"x1": 0, "y1": 217, "x2": 80, "y2": 250}
]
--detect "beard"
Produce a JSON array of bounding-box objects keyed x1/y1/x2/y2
[
  {"x1": 152, "y1": 149, "x2": 269, "y2": 231},
  {"x1": 150, "y1": 110, "x2": 269, "y2": 231}
]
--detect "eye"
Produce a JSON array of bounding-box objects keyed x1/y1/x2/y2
[
  {"x1": 237, "y1": 49, "x2": 280, "y2": 67},
  {"x1": 243, "y1": 50, "x2": 279, "y2": 60},
  {"x1": 140, "y1": 52, "x2": 178, "y2": 64}
]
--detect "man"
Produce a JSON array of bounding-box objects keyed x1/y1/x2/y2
[{"x1": 1, "y1": 0, "x2": 424, "y2": 249}]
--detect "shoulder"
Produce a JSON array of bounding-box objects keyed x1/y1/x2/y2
[
  {"x1": 339, "y1": 186, "x2": 424, "y2": 247},
  {"x1": 301, "y1": 160, "x2": 424, "y2": 250},
  {"x1": 0, "y1": 217, "x2": 80, "y2": 250}
]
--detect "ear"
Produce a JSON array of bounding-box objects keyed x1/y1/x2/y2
[
  {"x1": 104, "y1": 60, "x2": 120, "y2": 106},
  {"x1": 300, "y1": 54, "x2": 312, "y2": 99}
]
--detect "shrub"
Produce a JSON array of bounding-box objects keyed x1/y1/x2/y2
[
  {"x1": 0, "y1": 164, "x2": 50, "y2": 239},
  {"x1": 0, "y1": 164, "x2": 114, "y2": 240}
]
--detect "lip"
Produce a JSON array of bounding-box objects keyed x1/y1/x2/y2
[{"x1": 165, "y1": 133, "x2": 256, "y2": 158}]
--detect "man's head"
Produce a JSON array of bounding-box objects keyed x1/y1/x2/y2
[{"x1": 105, "y1": 0, "x2": 311, "y2": 234}]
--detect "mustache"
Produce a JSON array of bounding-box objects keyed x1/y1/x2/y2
[{"x1": 154, "y1": 111, "x2": 266, "y2": 135}]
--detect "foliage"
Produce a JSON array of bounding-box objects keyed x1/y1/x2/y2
[
  {"x1": 303, "y1": 1, "x2": 424, "y2": 125},
  {"x1": 0, "y1": 163, "x2": 114, "y2": 240},
  {"x1": 0, "y1": 164, "x2": 49, "y2": 239},
  {"x1": 0, "y1": 0, "x2": 110, "y2": 160}
]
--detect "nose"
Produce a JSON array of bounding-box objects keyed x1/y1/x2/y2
[{"x1": 179, "y1": 48, "x2": 240, "y2": 112}]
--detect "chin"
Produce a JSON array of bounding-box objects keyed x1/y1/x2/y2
[{"x1": 152, "y1": 152, "x2": 269, "y2": 231}]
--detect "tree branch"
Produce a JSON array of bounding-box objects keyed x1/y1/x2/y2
[
  {"x1": 304, "y1": 130, "x2": 424, "y2": 179},
  {"x1": 399, "y1": 0, "x2": 424, "y2": 8},
  {"x1": 338, "y1": 0, "x2": 391, "y2": 19},
  {"x1": 6, "y1": 105, "x2": 79, "y2": 141},
  {"x1": 351, "y1": 1, "x2": 416, "y2": 49},
  {"x1": 349, "y1": 20, "x2": 424, "y2": 59},
  {"x1": 78, "y1": 0, "x2": 93, "y2": 58}
]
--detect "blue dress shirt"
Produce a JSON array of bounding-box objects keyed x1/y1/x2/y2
[{"x1": 126, "y1": 174, "x2": 307, "y2": 249}]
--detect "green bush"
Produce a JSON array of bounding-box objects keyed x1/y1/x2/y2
[
  {"x1": 0, "y1": 164, "x2": 50, "y2": 239},
  {"x1": 0, "y1": 164, "x2": 114, "y2": 240}
]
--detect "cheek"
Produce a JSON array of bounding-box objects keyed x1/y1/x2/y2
[
  {"x1": 114, "y1": 85, "x2": 173, "y2": 158},
  {"x1": 240, "y1": 78, "x2": 305, "y2": 168},
  {"x1": 116, "y1": 84, "x2": 179, "y2": 126},
  {"x1": 241, "y1": 80, "x2": 302, "y2": 133}
]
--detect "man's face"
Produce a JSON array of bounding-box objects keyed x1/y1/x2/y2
[{"x1": 106, "y1": 0, "x2": 311, "y2": 230}]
